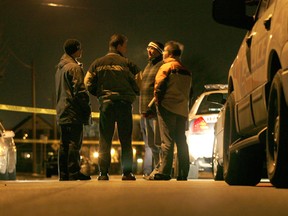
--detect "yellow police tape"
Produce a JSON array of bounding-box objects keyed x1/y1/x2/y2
[
  {"x1": 1, "y1": 104, "x2": 143, "y2": 145},
  {"x1": 0, "y1": 104, "x2": 140, "y2": 120}
]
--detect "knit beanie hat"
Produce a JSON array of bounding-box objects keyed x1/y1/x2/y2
[
  {"x1": 147, "y1": 41, "x2": 164, "y2": 54},
  {"x1": 63, "y1": 39, "x2": 81, "y2": 55}
]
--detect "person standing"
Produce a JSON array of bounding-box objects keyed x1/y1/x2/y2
[
  {"x1": 139, "y1": 41, "x2": 164, "y2": 179},
  {"x1": 55, "y1": 39, "x2": 92, "y2": 181},
  {"x1": 152, "y1": 41, "x2": 193, "y2": 181},
  {"x1": 84, "y1": 33, "x2": 140, "y2": 181}
]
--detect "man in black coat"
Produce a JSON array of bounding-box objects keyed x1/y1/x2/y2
[{"x1": 55, "y1": 39, "x2": 91, "y2": 181}]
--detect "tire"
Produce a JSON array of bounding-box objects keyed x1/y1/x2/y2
[
  {"x1": 213, "y1": 163, "x2": 224, "y2": 181},
  {"x1": 223, "y1": 92, "x2": 263, "y2": 186},
  {"x1": 8, "y1": 169, "x2": 16, "y2": 180},
  {"x1": 266, "y1": 71, "x2": 288, "y2": 188},
  {"x1": 212, "y1": 139, "x2": 224, "y2": 180},
  {"x1": 46, "y1": 169, "x2": 52, "y2": 178}
]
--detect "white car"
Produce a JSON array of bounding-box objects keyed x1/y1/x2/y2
[
  {"x1": 186, "y1": 85, "x2": 227, "y2": 173},
  {"x1": 0, "y1": 123, "x2": 17, "y2": 180},
  {"x1": 213, "y1": 0, "x2": 288, "y2": 187}
]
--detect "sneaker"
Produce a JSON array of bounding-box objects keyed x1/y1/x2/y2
[
  {"x1": 143, "y1": 173, "x2": 150, "y2": 180},
  {"x1": 98, "y1": 173, "x2": 109, "y2": 181},
  {"x1": 122, "y1": 173, "x2": 136, "y2": 181}
]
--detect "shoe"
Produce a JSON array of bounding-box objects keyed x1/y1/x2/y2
[
  {"x1": 143, "y1": 168, "x2": 159, "y2": 180},
  {"x1": 67, "y1": 172, "x2": 91, "y2": 181},
  {"x1": 177, "y1": 176, "x2": 188, "y2": 181},
  {"x1": 122, "y1": 173, "x2": 136, "y2": 181},
  {"x1": 153, "y1": 173, "x2": 171, "y2": 180},
  {"x1": 143, "y1": 173, "x2": 150, "y2": 180},
  {"x1": 77, "y1": 172, "x2": 91, "y2": 180},
  {"x1": 98, "y1": 173, "x2": 109, "y2": 181}
]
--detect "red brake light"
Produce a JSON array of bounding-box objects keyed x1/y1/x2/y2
[{"x1": 191, "y1": 117, "x2": 209, "y2": 133}]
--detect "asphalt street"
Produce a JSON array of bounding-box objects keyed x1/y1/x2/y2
[{"x1": 1, "y1": 174, "x2": 288, "y2": 216}]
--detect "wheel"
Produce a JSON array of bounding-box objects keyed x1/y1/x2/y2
[
  {"x1": 266, "y1": 71, "x2": 288, "y2": 188},
  {"x1": 46, "y1": 169, "x2": 52, "y2": 178},
  {"x1": 212, "y1": 138, "x2": 224, "y2": 180},
  {"x1": 213, "y1": 163, "x2": 224, "y2": 181},
  {"x1": 8, "y1": 169, "x2": 16, "y2": 180},
  {"x1": 223, "y1": 92, "x2": 263, "y2": 185}
]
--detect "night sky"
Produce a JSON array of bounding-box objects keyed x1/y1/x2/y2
[{"x1": 0, "y1": 0, "x2": 247, "y2": 129}]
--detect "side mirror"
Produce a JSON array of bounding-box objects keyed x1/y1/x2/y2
[{"x1": 212, "y1": 0, "x2": 256, "y2": 30}]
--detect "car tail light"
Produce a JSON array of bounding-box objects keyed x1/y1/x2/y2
[{"x1": 191, "y1": 117, "x2": 209, "y2": 133}]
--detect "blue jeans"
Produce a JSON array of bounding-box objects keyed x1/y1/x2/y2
[{"x1": 141, "y1": 116, "x2": 161, "y2": 175}]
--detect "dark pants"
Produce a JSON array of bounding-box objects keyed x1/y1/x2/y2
[
  {"x1": 157, "y1": 105, "x2": 190, "y2": 178},
  {"x1": 99, "y1": 100, "x2": 133, "y2": 175},
  {"x1": 58, "y1": 124, "x2": 83, "y2": 180}
]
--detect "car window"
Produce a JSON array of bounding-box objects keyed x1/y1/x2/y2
[{"x1": 196, "y1": 93, "x2": 227, "y2": 115}]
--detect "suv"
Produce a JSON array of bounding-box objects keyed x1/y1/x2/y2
[
  {"x1": 185, "y1": 84, "x2": 227, "y2": 176},
  {"x1": 213, "y1": 0, "x2": 288, "y2": 187}
]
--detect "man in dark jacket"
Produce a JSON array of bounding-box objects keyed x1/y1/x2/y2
[
  {"x1": 55, "y1": 39, "x2": 91, "y2": 181},
  {"x1": 85, "y1": 33, "x2": 140, "y2": 181},
  {"x1": 139, "y1": 41, "x2": 163, "y2": 179}
]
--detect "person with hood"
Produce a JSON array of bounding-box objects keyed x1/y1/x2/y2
[
  {"x1": 55, "y1": 39, "x2": 91, "y2": 181},
  {"x1": 84, "y1": 33, "x2": 140, "y2": 181}
]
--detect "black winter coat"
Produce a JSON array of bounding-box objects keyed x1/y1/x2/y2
[{"x1": 55, "y1": 54, "x2": 91, "y2": 125}]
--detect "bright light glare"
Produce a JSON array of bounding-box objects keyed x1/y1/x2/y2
[
  {"x1": 92, "y1": 152, "x2": 99, "y2": 158},
  {"x1": 137, "y1": 158, "x2": 143, "y2": 163},
  {"x1": 111, "y1": 148, "x2": 115, "y2": 156}
]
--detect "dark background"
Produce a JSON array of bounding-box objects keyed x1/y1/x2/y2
[{"x1": 0, "y1": 0, "x2": 247, "y2": 129}]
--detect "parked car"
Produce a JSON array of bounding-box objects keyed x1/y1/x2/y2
[
  {"x1": 212, "y1": 106, "x2": 225, "y2": 181},
  {"x1": 45, "y1": 154, "x2": 58, "y2": 178},
  {"x1": 213, "y1": 0, "x2": 288, "y2": 187},
  {"x1": 44, "y1": 153, "x2": 97, "y2": 178},
  {"x1": 0, "y1": 123, "x2": 17, "y2": 180},
  {"x1": 185, "y1": 84, "x2": 227, "y2": 174}
]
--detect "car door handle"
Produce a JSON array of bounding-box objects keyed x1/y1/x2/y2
[{"x1": 264, "y1": 15, "x2": 272, "y2": 31}]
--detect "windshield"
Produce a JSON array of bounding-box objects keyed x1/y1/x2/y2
[{"x1": 196, "y1": 93, "x2": 227, "y2": 115}]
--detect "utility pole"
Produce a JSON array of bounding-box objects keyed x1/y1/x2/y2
[
  {"x1": 31, "y1": 60, "x2": 37, "y2": 176},
  {"x1": 8, "y1": 47, "x2": 38, "y2": 175}
]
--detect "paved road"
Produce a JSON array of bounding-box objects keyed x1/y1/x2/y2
[{"x1": 1, "y1": 175, "x2": 288, "y2": 216}]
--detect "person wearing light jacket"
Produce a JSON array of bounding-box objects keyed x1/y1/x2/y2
[{"x1": 152, "y1": 41, "x2": 193, "y2": 181}]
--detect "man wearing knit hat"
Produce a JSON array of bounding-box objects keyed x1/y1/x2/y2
[
  {"x1": 139, "y1": 41, "x2": 164, "y2": 180},
  {"x1": 55, "y1": 38, "x2": 91, "y2": 181}
]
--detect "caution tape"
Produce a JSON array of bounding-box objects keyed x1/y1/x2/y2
[
  {"x1": 14, "y1": 139, "x2": 144, "y2": 145},
  {"x1": 0, "y1": 104, "x2": 140, "y2": 119}
]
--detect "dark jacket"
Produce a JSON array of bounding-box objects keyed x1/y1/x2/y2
[
  {"x1": 154, "y1": 57, "x2": 193, "y2": 118},
  {"x1": 84, "y1": 51, "x2": 140, "y2": 104},
  {"x1": 55, "y1": 54, "x2": 91, "y2": 125},
  {"x1": 140, "y1": 55, "x2": 163, "y2": 116}
]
